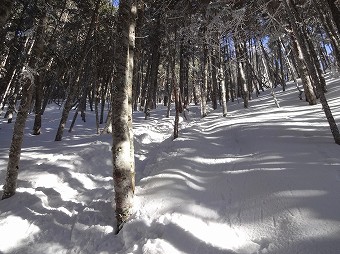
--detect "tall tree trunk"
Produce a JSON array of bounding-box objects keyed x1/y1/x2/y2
[
  {"x1": 145, "y1": 14, "x2": 161, "y2": 114},
  {"x1": 219, "y1": 67, "x2": 228, "y2": 117},
  {"x1": 279, "y1": 38, "x2": 303, "y2": 99},
  {"x1": 2, "y1": 73, "x2": 34, "y2": 199},
  {"x1": 173, "y1": 73, "x2": 180, "y2": 139},
  {"x1": 284, "y1": 0, "x2": 340, "y2": 144},
  {"x1": 112, "y1": 0, "x2": 137, "y2": 233},
  {"x1": 211, "y1": 48, "x2": 219, "y2": 110},
  {"x1": 277, "y1": 40, "x2": 287, "y2": 91},
  {"x1": 260, "y1": 41, "x2": 280, "y2": 108},
  {"x1": 32, "y1": 73, "x2": 44, "y2": 135},
  {"x1": 55, "y1": 0, "x2": 101, "y2": 141},
  {"x1": 0, "y1": 4, "x2": 28, "y2": 104},
  {"x1": 2, "y1": 1, "x2": 47, "y2": 199},
  {"x1": 234, "y1": 40, "x2": 249, "y2": 108},
  {"x1": 201, "y1": 40, "x2": 208, "y2": 117},
  {"x1": 289, "y1": 32, "x2": 317, "y2": 104}
]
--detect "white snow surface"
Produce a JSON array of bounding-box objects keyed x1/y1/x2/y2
[{"x1": 1, "y1": 73, "x2": 340, "y2": 254}]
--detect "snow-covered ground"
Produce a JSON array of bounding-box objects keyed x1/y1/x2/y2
[{"x1": 1, "y1": 73, "x2": 340, "y2": 254}]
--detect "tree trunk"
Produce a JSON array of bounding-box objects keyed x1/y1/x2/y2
[
  {"x1": 55, "y1": 0, "x2": 101, "y2": 141},
  {"x1": 145, "y1": 14, "x2": 161, "y2": 114},
  {"x1": 289, "y1": 32, "x2": 317, "y2": 104},
  {"x1": 2, "y1": 0, "x2": 47, "y2": 198},
  {"x1": 2, "y1": 73, "x2": 34, "y2": 199},
  {"x1": 234, "y1": 40, "x2": 249, "y2": 108},
  {"x1": 260, "y1": 42, "x2": 280, "y2": 108},
  {"x1": 279, "y1": 38, "x2": 303, "y2": 99},
  {"x1": 201, "y1": 42, "x2": 208, "y2": 117},
  {"x1": 112, "y1": 0, "x2": 137, "y2": 233},
  {"x1": 277, "y1": 40, "x2": 287, "y2": 91},
  {"x1": 284, "y1": 0, "x2": 340, "y2": 144},
  {"x1": 173, "y1": 75, "x2": 180, "y2": 139},
  {"x1": 219, "y1": 67, "x2": 228, "y2": 117},
  {"x1": 211, "y1": 48, "x2": 219, "y2": 110}
]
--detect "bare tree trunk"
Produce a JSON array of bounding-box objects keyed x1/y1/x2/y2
[
  {"x1": 289, "y1": 32, "x2": 317, "y2": 104},
  {"x1": 112, "y1": 0, "x2": 137, "y2": 233},
  {"x1": 173, "y1": 76, "x2": 180, "y2": 139},
  {"x1": 279, "y1": 38, "x2": 303, "y2": 99},
  {"x1": 32, "y1": 73, "x2": 43, "y2": 135},
  {"x1": 2, "y1": 73, "x2": 34, "y2": 199},
  {"x1": 211, "y1": 48, "x2": 219, "y2": 110},
  {"x1": 145, "y1": 14, "x2": 161, "y2": 115},
  {"x1": 2, "y1": 1, "x2": 47, "y2": 199},
  {"x1": 200, "y1": 23, "x2": 208, "y2": 118},
  {"x1": 235, "y1": 40, "x2": 249, "y2": 108},
  {"x1": 260, "y1": 42, "x2": 280, "y2": 108},
  {"x1": 219, "y1": 67, "x2": 228, "y2": 117},
  {"x1": 277, "y1": 40, "x2": 287, "y2": 91},
  {"x1": 284, "y1": 0, "x2": 340, "y2": 144},
  {"x1": 55, "y1": 0, "x2": 101, "y2": 141}
]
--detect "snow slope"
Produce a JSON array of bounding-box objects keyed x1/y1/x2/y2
[{"x1": 1, "y1": 73, "x2": 340, "y2": 254}]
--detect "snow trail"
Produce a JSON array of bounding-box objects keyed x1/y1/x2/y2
[{"x1": 0, "y1": 76, "x2": 340, "y2": 253}]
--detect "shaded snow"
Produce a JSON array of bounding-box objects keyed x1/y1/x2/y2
[{"x1": 1, "y1": 73, "x2": 340, "y2": 253}]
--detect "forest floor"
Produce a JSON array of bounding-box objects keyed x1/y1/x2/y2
[{"x1": 1, "y1": 73, "x2": 340, "y2": 254}]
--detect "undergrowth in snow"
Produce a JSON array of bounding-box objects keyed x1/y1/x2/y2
[{"x1": 1, "y1": 73, "x2": 340, "y2": 254}]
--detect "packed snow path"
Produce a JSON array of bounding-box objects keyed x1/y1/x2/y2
[
  {"x1": 131, "y1": 94, "x2": 340, "y2": 253},
  {"x1": 1, "y1": 75, "x2": 340, "y2": 253}
]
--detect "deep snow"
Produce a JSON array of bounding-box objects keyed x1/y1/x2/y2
[{"x1": 1, "y1": 73, "x2": 340, "y2": 254}]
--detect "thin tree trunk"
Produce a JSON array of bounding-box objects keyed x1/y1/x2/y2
[
  {"x1": 173, "y1": 74, "x2": 180, "y2": 139},
  {"x1": 211, "y1": 48, "x2": 219, "y2": 110},
  {"x1": 289, "y1": 32, "x2": 317, "y2": 104},
  {"x1": 260, "y1": 41, "x2": 280, "y2": 108},
  {"x1": 112, "y1": 0, "x2": 137, "y2": 233},
  {"x1": 277, "y1": 40, "x2": 286, "y2": 91},
  {"x1": 219, "y1": 67, "x2": 228, "y2": 117},
  {"x1": 201, "y1": 43, "x2": 208, "y2": 117},
  {"x1": 145, "y1": 14, "x2": 161, "y2": 114},
  {"x1": 2, "y1": 1, "x2": 47, "y2": 199},
  {"x1": 279, "y1": 38, "x2": 303, "y2": 99},
  {"x1": 235, "y1": 40, "x2": 249, "y2": 108},
  {"x1": 284, "y1": 0, "x2": 340, "y2": 144},
  {"x1": 2, "y1": 73, "x2": 34, "y2": 199},
  {"x1": 55, "y1": 0, "x2": 101, "y2": 141}
]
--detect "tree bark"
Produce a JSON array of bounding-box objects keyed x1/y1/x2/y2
[
  {"x1": 112, "y1": 0, "x2": 137, "y2": 233},
  {"x1": 2, "y1": 1, "x2": 47, "y2": 199},
  {"x1": 219, "y1": 67, "x2": 228, "y2": 117},
  {"x1": 284, "y1": 0, "x2": 340, "y2": 144},
  {"x1": 289, "y1": 32, "x2": 317, "y2": 104},
  {"x1": 55, "y1": 0, "x2": 101, "y2": 141},
  {"x1": 234, "y1": 40, "x2": 249, "y2": 108}
]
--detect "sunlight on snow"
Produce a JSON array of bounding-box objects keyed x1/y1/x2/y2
[
  {"x1": 0, "y1": 215, "x2": 40, "y2": 253},
  {"x1": 22, "y1": 152, "x2": 77, "y2": 165},
  {"x1": 170, "y1": 213, "x2": 260, "y2": 253},
  {"x1": 69, "y1": 171, "x2": 96, "y2": 189},
  {"x1": 188, "y1": 156, "x2": 240, "y2": 165},
  {"x1": 274, "y1": 190, "x2": 328, "y2": 198},
  {"x1": 17, "y1": 188, "x2": 76, "y2": 217},
  {"x1": 142, "y1": 238, "x2": 182, "y2": 254},
  {"x1": 150, "y1": 172, "x2": 205, "y2": 191},
  {"x1": 29, "y1": 173, "x2": 78, "y2": 201}
]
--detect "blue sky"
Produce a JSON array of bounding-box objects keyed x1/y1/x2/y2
[{"x1": 111, "y1": 0, "x2": 119, "y2": 7}]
